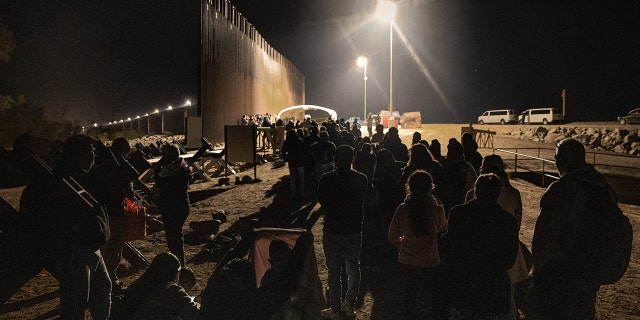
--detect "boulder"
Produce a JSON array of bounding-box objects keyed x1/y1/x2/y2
[
  {"x1": 623, "y1": 132, "x2": 640, "y2": 144},
  {"x1": 614, "y1": 128, "x2": 629, "y2": 138},
  {"x1": 613, "y1": 144, "x2": 628, "y2": 154}
]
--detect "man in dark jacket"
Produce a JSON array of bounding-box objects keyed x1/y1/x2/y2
[
  {"x1": 532, "y1": 138, "x2": 617, "y2": 319},
  {"x1": 440, "y1": 173, "x2": 519, "y2": 318},
  {"x1": 154, "y1": 144, "x2": 191, "y2": 266},
  {"x1": 317, "y1": 145, "x2": 368, "y2": 319},
  {"x1": 281, "y1": 129, "x2": 307, "y2": 197},
  {"x1": 21, "y1": 135, "x2": 112, "y2": 319}
]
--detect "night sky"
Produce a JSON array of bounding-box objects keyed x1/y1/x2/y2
[{"x1": 1, "y1": 0, "x2": 639, "y2": 125}]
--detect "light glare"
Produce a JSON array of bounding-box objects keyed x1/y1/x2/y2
[
  {"x1": 357, "y1": 56, "x2": 368, "y2": 67},
  {"x1": 375, "y1": 1, "x2": 397, "y2": 22}
]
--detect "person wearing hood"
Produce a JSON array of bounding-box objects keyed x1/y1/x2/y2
[
  {"x1": 380, "y1": 127, "x2": 408, "y2": 163},
  {"x1": 461, "y1": 132, "x2": 483, "y2": 174},
  {"x1": 465, "y1": 155, "x2": 528, "y2": 319},
  {"x1": 532, "y1": 138, "x2": 617, "y2": 319},
  {"x1": 440, "y1": 173, "x2": 519, "y2": 318},
  {"x1": 154, "y1": 144, "x2": 191, "y2": 266}
]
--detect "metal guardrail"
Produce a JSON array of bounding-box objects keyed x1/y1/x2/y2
[
  {"x1": 493, "y1": 147, "x2": 640, "y2": 186},
  {"x1": 493, "y1": 148, "x2": 559, "y2": 186}
]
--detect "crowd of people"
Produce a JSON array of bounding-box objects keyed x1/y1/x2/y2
[{"x1": 9, "y1": 115, "x2": 622, "y2": 319}]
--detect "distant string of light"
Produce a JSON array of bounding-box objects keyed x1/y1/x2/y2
[{"x1": 85, "y1": 99, "x2": 193, "y2": 129}]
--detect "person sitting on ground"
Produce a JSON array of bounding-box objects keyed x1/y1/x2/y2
[
  {"x1": 259, "y1": 240, "x2": 292, "y2": 287},
  {"x1": 118, "y1": 252, "x2": 199, "y2": 320}
]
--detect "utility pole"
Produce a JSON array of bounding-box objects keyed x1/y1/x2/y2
[{"x1": 562, "y1": 88, "x2": 566, "y2": 118}]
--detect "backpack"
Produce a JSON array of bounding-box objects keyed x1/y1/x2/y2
[{"x1": 570, "y1": 180, "x2": 632, "y2": 285}]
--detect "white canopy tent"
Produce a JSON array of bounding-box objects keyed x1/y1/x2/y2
[{"x1": 276, "y1": 105, "x2": 338, "y2": 122}]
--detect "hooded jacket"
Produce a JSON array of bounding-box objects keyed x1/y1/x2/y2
[{"x1": 532, "y1": 164, "x2": 617, "y2": 279}]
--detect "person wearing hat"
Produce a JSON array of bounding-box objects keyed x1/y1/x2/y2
[{"x1": 317, "y1": 145, "x2": 368, "y2": 319}]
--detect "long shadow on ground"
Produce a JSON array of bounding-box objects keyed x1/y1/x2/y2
[{"x1": 187, "y1": 175, "x2": 321, "y2": 269}]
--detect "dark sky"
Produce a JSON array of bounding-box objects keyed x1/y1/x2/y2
[{"x1": 2, "y1": 0, "x2": 639, "y2": 125}]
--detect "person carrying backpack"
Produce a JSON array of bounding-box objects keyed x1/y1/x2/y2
[{"x1": 532, "y1": 138, "x2": 632, "y2": 319}]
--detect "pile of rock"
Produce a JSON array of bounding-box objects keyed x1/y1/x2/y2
[{"x1": 500, "y1": 126, "x2": 640, "y2": 156}]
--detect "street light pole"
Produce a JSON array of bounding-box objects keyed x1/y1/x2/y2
[
  {"x1": 389, "y1": 22, "x2": 393, "y2": 113},
  {"x1": 357, "y1": 57, "x2": 368, "y2": 120},
  {"x1": 375, "y1": 0, "x2": 397, "y2": 113}
]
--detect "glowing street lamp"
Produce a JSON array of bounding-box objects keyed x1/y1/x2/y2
[
  {"x1": 356, "y1": 56, "x2": 368, "y2": 120},
  {"x1": 375, "y1": 0, "x2": 397, "y2": 113}
]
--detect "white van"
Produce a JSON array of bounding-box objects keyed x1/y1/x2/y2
[
  {"x1": 518, "y1": 108, "x2": 564, "y2": 124},
  {"x1": 477, "y1": 109, "x2": 518, "y2": 124}
]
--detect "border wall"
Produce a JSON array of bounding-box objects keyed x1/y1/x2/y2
[{"x1": 201, "y1": 0, "x2": 305, "y2": 143}]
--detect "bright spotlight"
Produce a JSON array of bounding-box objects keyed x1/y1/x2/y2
[
  {"x1": 119, "y1": 119, "x2": 124, "y2": 123},
  {"x1": 126, "y1": 117, "x2": 131, "y2": 121},
  {"x1": 185, "y1": 99, "x2": 192, "y2": 106},
  {"x1": 144, "y1": 113, "x2": 149, "y2": 117},
  {"x1": 357, "y1": 56, "x2": 368, "y2": 68},
  {"x1": 167, "y1": 106, "x2": 173, "y2": 111},
  {"x1": 136, "y1": 115, "x2": 140, "y2": 119},
  {"x1": 93, "y1": 123, "x2": 98, "y2": 127},
  {"x1": 154, "y1": 109, "x2": 160, "y2": 114},
  {"x1": 375, "y1": 0, "x2": 397, "y2": 22}
]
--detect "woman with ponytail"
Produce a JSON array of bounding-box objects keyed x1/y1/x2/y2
[{"x1": 388, "y1": 170, "x2": 447, "y2": 319}]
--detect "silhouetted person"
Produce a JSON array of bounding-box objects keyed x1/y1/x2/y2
[
  {"x1": 428, "y1": 139, "x2": 445, "y2": 163},
  {"x1": 388, "y1": 170, "x2": 447, "y2": 319},
  {"x1": 318, "y1": 145, "x2": 368, "y2": 319},
  {"x1": 380, "y1": 127, "x2": 408, "y2": 163},
  {"x1": 371, "y1": 149, "x2": 405, "y2": 257},
  {"x1": 440, "y1": 173, "x2": 519, "y2": 318},
  {"x1": 439, "y1": 138, "x2": 477, "y2": 214},
  {"x1": 465, "y1": 155, "x2": 528, "y2": 318},
  {"x1": 411, "y1": 131, "x2": 422, "y2": 145},
  {"x1": 371, "y1": 124, "x2": 384, "y2": 144},
  {"x1": 101, "y1": 137, "x2": 134, "y2": 292},
  {"x1": 532, "y1": 138, "x2": 618, "y2": 319},
  {"x1": 311, "y1": 131, "x2": 336, "y2": 185},
  {"x1": 154, "y1": 144, "x2": 191, "y2": 266},
  {"x1": 353, "y1": 143, "x2": 376, "y2": 184},
  {"x1": 401, "y1": 143, "x2": 446, "y2": 206},
  {"x1": 281, "y1": 129, "x2": 307, "y2": 197},
  {"x1": 461, "y1": 132, "x2": 483, "y2": 174},
  {"x1": 119, "y1": 252, "x2": 199, "y2": 320},
  {"x1": 21, "y1": 135, "x2": 112, "y2": 319}
]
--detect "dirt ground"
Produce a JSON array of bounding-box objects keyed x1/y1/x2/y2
[{"x1": 1, "y1": 123, "x2": 639, "y2": 319}]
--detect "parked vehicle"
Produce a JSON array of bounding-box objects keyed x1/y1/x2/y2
[
  {"x1": 617, "y1": 108, "x2": 640, "y2": 125},
  {"x1": 477, "y1": 109, "x2": 518, "y2": 124},
  {"x1": 518, "y1": 108, "x2": 563, "y2": 124}
]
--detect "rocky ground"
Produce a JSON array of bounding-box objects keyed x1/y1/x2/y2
[{"x1": 1, "y1": 123, "x2": 639, "y2": 319}]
